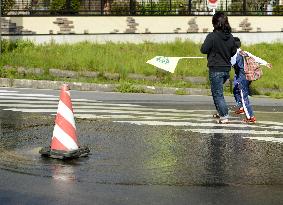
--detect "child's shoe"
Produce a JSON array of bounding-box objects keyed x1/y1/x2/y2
[
  {"x1": 243, "y1": 116, "x2": 256, "y2": 124},
  {"x1": 235, "y1": 107, "x2": 245, "y2": 115}
]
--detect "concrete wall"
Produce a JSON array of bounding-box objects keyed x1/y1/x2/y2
[
  {"x1": 4, "y1": 33, "x2": 283, "y2": 45},
  {"x1": 2, "y1": 16, "x2": 283, "y2": 45},
  {"x1": 3, "y1": 16, "x2": 283, "y2": 34}
]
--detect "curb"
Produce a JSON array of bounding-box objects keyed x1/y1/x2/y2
[{"x1": 0, "y1": 78, "x2": 210, "y2": 95}]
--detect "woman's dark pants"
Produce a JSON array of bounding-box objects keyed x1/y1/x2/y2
[{"x1": 209, "y1": 70, "x2": 230, "y2": 119}]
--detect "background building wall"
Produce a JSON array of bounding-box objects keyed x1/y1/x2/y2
[
  {"x1": 2, "y1": 16, "x2": 283, "y2": 45},
  {"x1": 3, "y1": 16, "x2": 283, "y2": 35}
]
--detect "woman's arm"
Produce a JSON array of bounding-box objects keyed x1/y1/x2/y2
[{"x1": 200, "y1": 34, "x2": 213, "y2": 54}]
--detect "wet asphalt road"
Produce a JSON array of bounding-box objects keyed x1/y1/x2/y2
[{"x1": 0, "y1": 88, "x2": 282, "y2": 205}]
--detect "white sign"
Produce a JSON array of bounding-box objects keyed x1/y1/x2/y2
[
  {"x1": 207, "y1": 0, "x2": 218, "y2": 9},
  {"x1": 146, "y1": 56, "x2": 204, "y2": 73}
]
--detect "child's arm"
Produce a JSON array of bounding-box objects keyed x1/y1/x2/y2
[
  {"x1": 230, "y1": 53, "x2": 237, "y2": 66},
  {"x1": 230, "y1": 48, "x2": 241, "y2": 66},
  {"x1": 245, "y1": 51, "x2": 271, "y2": 68}
]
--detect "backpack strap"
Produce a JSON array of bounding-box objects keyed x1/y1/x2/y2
[{"x1": 239, "y1": 50, "x2": 248, "y2": 57}]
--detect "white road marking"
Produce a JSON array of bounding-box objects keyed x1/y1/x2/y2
[
  {"x1": 0, "y1": 90, "x2": 17, "y2": 93},
  {"x1": 0, "y1": 104, "x2": 58, "y2": 108},
  {"x1": 0, "y1": 93, "x2": 55, "y2": 97},
  {"x1": 257, "y1": 121, "x2": 283, "y2": 126},
  {"x1": 242, "y1": 136, "x2": 283, "y2": 143},
  {"x1": 75, "y1": 114, "x2": 215, "y2": 121},
  {"x1": 0, "y1": 89, "x2": 283, "y2": 144},
  {"x1": 0, "y1": 96, "x2": 92, "y2": 102},
  {"x1": 185, "y1": 128, "x2": 283, "y2": 135},
  {"x1": 3, "y1": 107, "x2": 214, "y2": 117},
  {"x1": 0, "y1": 100, "x2": 58, "y2": 104},
  {"x1": 113, "y1": 120, "x2": 261, "y2": 128}
]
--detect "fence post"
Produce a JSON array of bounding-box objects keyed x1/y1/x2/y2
[
  {"x1": 130, "y1": 0, "x2": 136, "y2": 15},
  {"x1": 101, "y1": 0, "x2": 104, "y2": 15},
  {"x1": 243, "y1": 0, "x2": 247, "y2": 15},
  {"x1": 188, "y1": 0, "x2": 192, "y2": 15},
  {"x1": 66, "y1": 0, "x2": 71, "y2": 14}
]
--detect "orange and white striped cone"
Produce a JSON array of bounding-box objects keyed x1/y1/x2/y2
[
  {"x1": 51, "y1": 84, "x2": 79, "y2": 152},
  {"x1": 40, "y1": 84, "x2": 89, "y2": 159}
]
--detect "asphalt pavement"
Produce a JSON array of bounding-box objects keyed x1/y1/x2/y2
[{"x1": 0, "y1": 87, "x2": 282, "y2": 205}]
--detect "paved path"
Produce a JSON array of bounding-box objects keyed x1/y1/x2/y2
[
  {"x1": 0, "y1": 87, "x2": 282, "y2": 205},
  {"x1": 0, "y1": 88, "x2": 282, "y2": 144}
]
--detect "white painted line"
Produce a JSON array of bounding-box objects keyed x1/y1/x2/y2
[
  {"x1": 0, "y1": 104, "x2": 58, "y2": 108},
  {"x1": 0, "y1": 101, "x2": 219, "y2": 113},
  {"x1": 255, "y1": 111, "x2": 283, "y2": 114},
  {"x1": 69, "y1": 106, "x2": 214, "y2": 113},
  {"x1": 0, "y1": 96, "x2": 91, "y2": 102},
  {"x1": 2, "y1": 108, "x2": 213, "y2": 117},
  {"x1": 0, "y1": 100, "x2": 58, "y2": 104},
  {"x1": 3, "y1": 108, "x2": 57, "y2": 113},
  {"x1": 75, "y1": 114, "x2": 137, "y2": 119},
  {"x1": 260, "y1": 125, "x2": 283, "y2": 130},
  {"x1": 114, "y1": 120, "x2": 261, "y2": 128},
  {"x1": 0, "y1": 93, "x2": 55, "y2": 97},
  {"x1": 257, "y1": 121, "x2": 283, "y2": 126},
  {"x1": 0, "y1": 90, "x2": 18, "y2": 93},
  {"x1": 0, "y1": 102, "x2": 145, "y2": 109},
  {"x1": 0, "y1": 96, "x2": 59, "y2": 100},
  {"x1": 0, "y1": 100, "x2": 99, "y2": 105},
  {"x1": 74, "y1": 114, "x2": 214, "y2": 121},
  {"x1": 242, "y1": 136, "x2": 283, "y2": 143},
  {"x1": 184, "y1": 128, "x2": 283, "y2": 135},
  {"x1": 97, "y1": 103, "x2": 143, "y2": 107}
]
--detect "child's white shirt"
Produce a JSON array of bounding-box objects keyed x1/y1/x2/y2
[{"x1": 231, "y1": 48, "x2": 268, "y2": 66}]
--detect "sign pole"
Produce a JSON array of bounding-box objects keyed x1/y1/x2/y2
[
  {"x1": 0, "y1": 0, "x2": 2, "y2": 55},
  {"x1": 207, "y1": 0, "x2": 218, "y2": 14}
]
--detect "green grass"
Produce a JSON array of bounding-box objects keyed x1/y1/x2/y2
[
  {"x1": 0, "y1": 39, "x2": 282, "y2": 96},
  {"x1": 241, "y1": 43, "x2": 283, "y2": 90},
  {"x1": 0, "y1": 39, "x2": 207, "y2": 77}
]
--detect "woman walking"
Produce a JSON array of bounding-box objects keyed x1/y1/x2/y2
[{"x1": 201, "y1": 11, "x2": 237, "y2": 124}]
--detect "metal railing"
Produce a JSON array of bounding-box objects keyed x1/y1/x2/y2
[{"x1": 2, "y1": 0, "x2": 283, "y2": 16}]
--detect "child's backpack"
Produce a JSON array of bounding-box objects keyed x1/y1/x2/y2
[{"x1": 239, "y1": 50, "x2": 263, "y2": 81}]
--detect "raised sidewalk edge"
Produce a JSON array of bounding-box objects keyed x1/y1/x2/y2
[{"x1": 0, "y1": 78, "x2": 210, "y2": 95}]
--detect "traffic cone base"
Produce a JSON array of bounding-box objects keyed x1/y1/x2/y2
[
  {"x1": 39, "y1": 146, "x2": 90, "y2": 160},
  {"x1": 40, "y1": 84, "x2": 89, "y2": 159}
]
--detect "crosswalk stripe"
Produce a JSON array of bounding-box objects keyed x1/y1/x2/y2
[
  {"x1": 2, "y1": 108, "x2": 213, "y2": 117},
  {"x1": 243, "y1": 136, "x2": 283, "y2": 143},
  {"x1": 0, "y1": 90, "x2": 17, "y2": 93},
  {"x1": 0, "y1": 89, "x2": 282, "y2": 144},
  {"x1": 113, "y1": 120, "x2": 281, "y2": 129},
  {"x1": 0, "y1": 96, "x2": 93, "y2": 102},
  {"x1": 0, "y1": 93, "x2": 55, "y2": 97},
  {"x1": 185, "y1": 128, "x2": 283, "y2": 135}
]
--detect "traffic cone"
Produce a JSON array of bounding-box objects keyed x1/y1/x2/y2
[
  {"x1": 51, "y1": 84, "x2": 79, "y2": 151},
  {"x1": 40, "y1": 84, "x2": 89, "y2": 159}
]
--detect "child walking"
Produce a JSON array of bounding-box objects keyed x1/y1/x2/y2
[{"x1": 231, "y1": 37, "x2": 272, "y2": 123}]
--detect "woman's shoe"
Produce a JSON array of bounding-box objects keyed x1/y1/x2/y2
[
  {"x1": 213, "y1": 113, "x2": 220, "y2": 118},
  {"x1": 217, "y1": 118, "x2": 229, "y2": 124}
]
